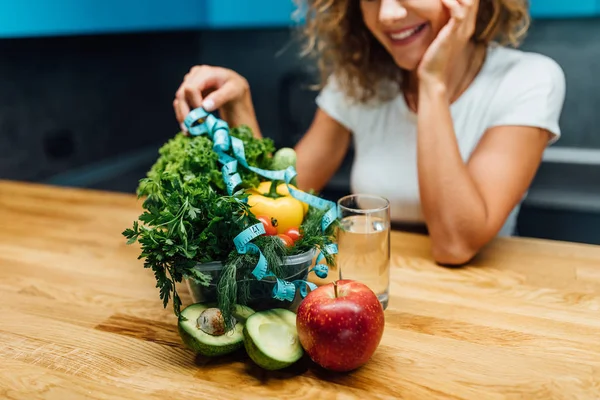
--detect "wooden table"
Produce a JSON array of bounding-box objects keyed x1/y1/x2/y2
[{"x1": 1, "y1": 180, "x2": 600, "y2": 399}]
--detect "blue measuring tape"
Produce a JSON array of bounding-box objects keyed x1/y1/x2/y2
[{"x1": 184, "y1": 107, "x2": 339, "y2": 301}]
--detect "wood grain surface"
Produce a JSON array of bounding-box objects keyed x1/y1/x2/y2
[{"x1": 1, "y1": 179, "x2": 600, "y2": 399}]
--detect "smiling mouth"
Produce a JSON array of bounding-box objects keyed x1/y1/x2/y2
[{"x1": 388, "y1": 23, "x2": 428, "y2": 43}]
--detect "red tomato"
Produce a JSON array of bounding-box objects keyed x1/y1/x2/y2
[
  {"x1": 257, "y1": 215, "x2": 277, "y2": 236},
  {"x1": 277, "y1": 234, "x2": 294, "y2": 248},
  {"x1": 285, "y1": 227, "x2": 302, "y2": 242}
]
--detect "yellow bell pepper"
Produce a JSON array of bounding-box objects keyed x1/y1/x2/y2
[{"x1": 247, "y1": 181, "x2": 308, "y2": 234}]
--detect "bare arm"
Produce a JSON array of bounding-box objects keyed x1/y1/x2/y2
[
  {"x1": 417, "y1": 81, "x2": 548, "y2": 265},
  {"x1": 294, "y1": 109, "x2": 352, "y2": 193},
  {"x1": 412, "y1": 0, "x2": 554, "y2": 264}
]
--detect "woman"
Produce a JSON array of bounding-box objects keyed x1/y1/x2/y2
[{"x1": 172, "y1": 0, "x2": 566, "y2": 265}]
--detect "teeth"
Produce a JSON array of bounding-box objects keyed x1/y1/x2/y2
[{"x1": 390, "y1": 26, "x2": 421, "y2": 40}]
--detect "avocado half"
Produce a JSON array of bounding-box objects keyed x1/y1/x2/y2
[
  {"x1": 178, "y1": 303, "x2": 255, "y2": 357},
  {"x1": 243, "y1": 308, "x2": 304, "y2": 370}
]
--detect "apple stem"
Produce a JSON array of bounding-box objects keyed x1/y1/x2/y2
[{"x1": 333, "y1": 281, "x2": 338, "y2": 298}]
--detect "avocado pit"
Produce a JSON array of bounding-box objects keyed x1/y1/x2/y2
[{"x1": 197, "y1": 307, "x2": 235, "y2": 336}]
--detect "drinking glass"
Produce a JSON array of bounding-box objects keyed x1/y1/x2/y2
[{"x1": 336, "y1": 194, "x2": 391, "y2": 310}]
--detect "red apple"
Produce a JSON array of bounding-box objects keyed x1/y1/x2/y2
[{"x1": 296, "y1": 279, "x2": 385, "y2": 372}]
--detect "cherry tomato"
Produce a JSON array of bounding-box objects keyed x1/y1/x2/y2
[
  {"x1": 277, "y1": 234, "x2": 294, "y2": 248},
  {"x1": 257, "y1": 215, "x2": 277, "y2": 236},
  {"x1": 285, "y1": 227, "x2": 302, "y2": 242}
]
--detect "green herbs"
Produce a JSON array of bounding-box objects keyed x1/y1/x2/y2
[
  {"x1": 123, "y1": 186, "x2": 255, "y2": 316},
  {"x1": 123, "y1": 126, "x2": 337, "y2": 327},
  {"x1": 142, "y1": 126, "x2": 274, "y2": 197}
]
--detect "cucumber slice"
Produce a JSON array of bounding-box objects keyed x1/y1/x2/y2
[
  {"x1": 178, "y1": 303, "x2": 255, "y2": 357},
  {"x1": 243, "y1": 308, "x2": 303, "y2": 370}
]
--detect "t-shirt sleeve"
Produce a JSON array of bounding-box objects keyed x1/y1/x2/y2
[
  {"x1": 314, "y1": 75, "x2": 355, "y2": 131},
  {"x1": 487, "y1": 54, "x2": 566, "y2": 144}
]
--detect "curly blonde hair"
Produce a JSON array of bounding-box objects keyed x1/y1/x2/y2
[{"x1": 296, "y1": 0, "x2": 530, "y2": 103}]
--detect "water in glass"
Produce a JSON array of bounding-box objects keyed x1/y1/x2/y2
[{"x1": 337, "y1": 214, "x2": 390, "y2": 309}]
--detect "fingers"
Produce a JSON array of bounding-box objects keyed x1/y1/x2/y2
[
  {"x1": 173, "y1": 98, "x2": 189, "y2": 126},
  {"x1": 442, "y1": 0, "x2": 478, "y2": 21},
  {"x1": 173, "y1": 65, "x2": 221, "y2": 125},
  {"x1": 173, "y1": 65, "x2": 249, "y2": 130},
  {"x1": 458, "y1": 0, "x2": 478, "y2": 28},
  {"x1": 180, "y1": 68, "x2": 210, "y2": 109},
  {"x1": 441, "y1": 0, "x2": 477, "y2": 36},
  {"x1": 174, "y1": 72, "x2": 194, "y2": 125},
  {"x1": 441, "y1": 0, "x2": 464, "y2": 20},
  {"x1": 173, "y1": 65, "x2": 239, "y2": 122},
  {"x1": 202, "y1": 78, "x2": 248, "y2": 113}
]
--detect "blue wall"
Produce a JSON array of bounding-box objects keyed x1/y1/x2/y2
[
  {"x1": 530, "y1": 0, "x2": 600, "y2": 18},
  {"x1": 204, "y1": 0, "x2": 296, "y2": 29},
  {"x1": 0, "y1": 0, "x2": 295, "y2": 38},
  {"x1": 1, "y1": 1, "x2": 598, "y2": 39},
  {"x1": 0, "y1": 0, "x2": 206, "y2": 38}
]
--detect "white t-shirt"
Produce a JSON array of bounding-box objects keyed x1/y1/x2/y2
[{"x1": 315, "y1": 44, "x2": 566, "y2": 237}]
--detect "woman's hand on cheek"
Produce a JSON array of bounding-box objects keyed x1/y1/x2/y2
[{"x1": 417, "y1": 0, "x2": 478, "y2": 85}]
